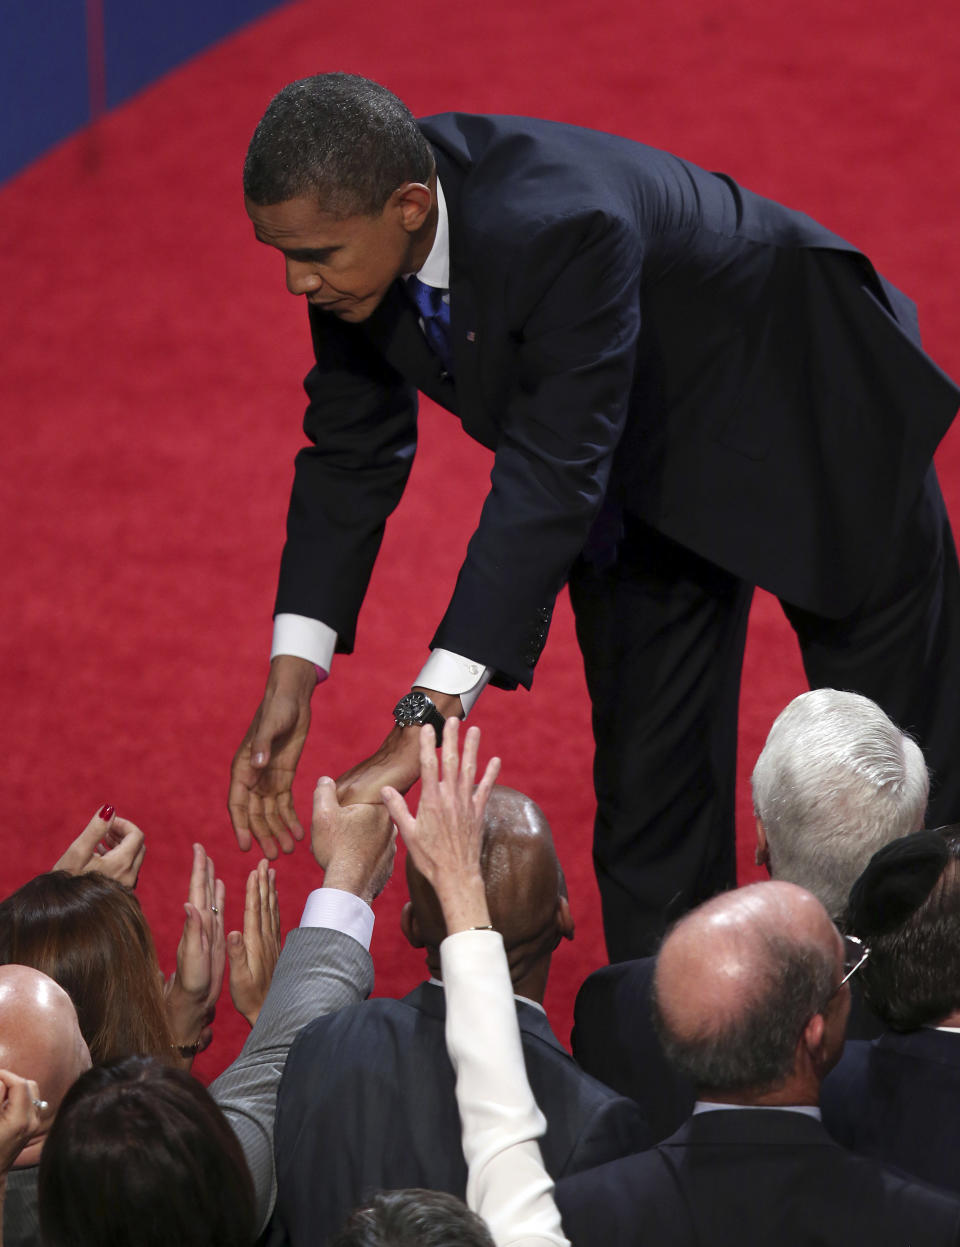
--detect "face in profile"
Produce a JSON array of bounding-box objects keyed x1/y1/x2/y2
[{"x1": 246, "y1": 186, "x2": 430, "y2": 323}]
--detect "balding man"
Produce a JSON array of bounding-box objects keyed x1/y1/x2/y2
[
  {"x1": 0, "y1": 965, "x2": 91, "y2": 1247},
  {"x1": 269, "y1": 787, "x2": 651, "y2": 1247},
  {"x1": 573, "y1": 688, "x2": 923, "y2": 1136},
  {"x1": 555, "y1": 882, "x2": 960, "y2": 1247}
]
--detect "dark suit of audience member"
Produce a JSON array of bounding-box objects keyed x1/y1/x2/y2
[
  {"x1": 271, "y1": 788, "x2": 650, "y2": 1246},
  {"x1": 557, "y1": 881, "x2": 960, "y2": 1246},
  {"x1": 821, "y1": 826, "x2": 960, "y2": 1194},
  {"x1": 823, "y1": 1031, "x2": 960, "y2": 1195},
  {"x1": 572, "y1": 690, "x2": 915, "y2": 1134}
]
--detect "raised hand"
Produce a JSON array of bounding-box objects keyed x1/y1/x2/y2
[
  {"x1": 53, "y1": 806, "x2": 146, "y2": 888},
  {"x1": 227, "y1": 860, "x2": 281, "y2": 1027},
  {"x1": 164, "y1": 844, "x2": 226, "y2": 1064},
  {"x1": 382, "y1": 719, "x2": 500, "y2": 933},
  {"x1": 229, "y1": 656, "x2": 317, "y2": 859}
]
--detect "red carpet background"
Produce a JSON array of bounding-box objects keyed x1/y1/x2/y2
[{"x1": 2, "y1": 0, "x2": 959, "y2": 1080}]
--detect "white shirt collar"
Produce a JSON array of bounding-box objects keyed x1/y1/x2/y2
[
  {"x1": 414, "y1": 176, "x2": 450, "y2": 289},
  {"x1": 427, "y1": 974, "x2": 546, "y2": 1015},
  {"x1": 693, "y1": 1101, "x2": 822, "y2": 1120}
]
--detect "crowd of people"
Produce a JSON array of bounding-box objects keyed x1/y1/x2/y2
[{"x1": 3, "y1": 690, "x2": 960, "y2": 1245}]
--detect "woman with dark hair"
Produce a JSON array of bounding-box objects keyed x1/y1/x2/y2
[
  {"x1": 0, "y1": 843, "x2": 225, "y2": 1067},
  {"x1": 37, "y1": 1056, "x2": 256, "y2": 1247}
]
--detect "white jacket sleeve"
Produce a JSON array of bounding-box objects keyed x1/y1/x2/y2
[{"x1": 440, "y1": 929, "x2": 570, "y2": 1247}]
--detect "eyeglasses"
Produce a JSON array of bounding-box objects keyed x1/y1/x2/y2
[{"x1": 838, "y1": 934, "x2": 870, "y2": 988}]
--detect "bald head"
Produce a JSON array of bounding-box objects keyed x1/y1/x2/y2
[
  {"x1": 0, "y1": 964, "x2": 91, "y2": 1167},
  {"x1": 653, "y1": 883, "x2": 844, "y2": 1100},
  {"x1": 404, "y1": 787, "x2": 573, "y2": 998}
]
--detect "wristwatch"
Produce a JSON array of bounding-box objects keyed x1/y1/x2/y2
[{"x1": 393, "y1": 691, "x2": 446, "y2": 742}]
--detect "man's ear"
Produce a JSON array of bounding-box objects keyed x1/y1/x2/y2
[
  {"x1": 390, "y1": 182, "x2": 433, "y2": 233},
  {"x1": 801, "y1": 1010, "x2": 826, "y2": 1059},
  {"x1": 400, "y1": 900, "x2": 424, "y2": 949},
  {"x1": 755, "y1": 817, "x2": 770, "y2": 870},
  {"x1": 555, "y1": 895, "x2": 575, "y2": 944}
]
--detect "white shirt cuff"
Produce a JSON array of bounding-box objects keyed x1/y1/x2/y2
[
  {"x1": 272, "y1": 614, "x2": 337, "y2": 677},
  {"x1": 416, "y1": 649, "x2": 492, "y2": 717},
  {"x1": 299, "y1": 888, "x2": 374, "y2": 950}
]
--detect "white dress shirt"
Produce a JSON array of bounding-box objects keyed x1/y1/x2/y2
[{"x1": 271, "y1": 177, "x2": 493, "y2": 713}]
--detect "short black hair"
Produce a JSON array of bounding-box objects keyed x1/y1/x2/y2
[
  {"x1": 38, "y1": 1057, "x2": 256, "y2": 1247},
  {"x1": 243, "y1": 73, "x2": 435, "y2": 215},
  {"x1": 850, "y1": 827, "x2": 960, "y2": 1030},
  {"x1": 330, "y1": 1189, "x2": 495, "y2": 1247},
  {"x1": 653, "y1": 930, "x2": 837, "y2": 1095}
]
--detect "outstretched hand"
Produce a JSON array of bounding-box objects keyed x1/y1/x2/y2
[
  {"x1": 382, "y1": 719, "x2": 500, "y2": 933},
  {"x1": 227, "y1": 859, "x2": 281, "y2": 1027},
  {"x1": 53, "y1": 806, "x2": 146, "y2": 889},
  {"x1": 229, "y1": 656, "x2": 317, "y2": 859}
]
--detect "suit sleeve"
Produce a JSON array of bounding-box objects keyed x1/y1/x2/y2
[
  {"x1": 274, "y1": 306, "x2": 419, "y2": 653},
  {"x1": 209, "y1": 926, "x2": 374, "y2": 1233},
  {"x1": 431, "y1": 210, "x2": 644, "y2": 688}
]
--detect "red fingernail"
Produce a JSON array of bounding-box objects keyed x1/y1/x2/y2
[{"x1": 99, "y1": 805, "x2": 114, "y2": 821}]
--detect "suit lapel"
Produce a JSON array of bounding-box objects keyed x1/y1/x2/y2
[{"x1": 361, "y1": 281, "x2": 457, "y2": 412}]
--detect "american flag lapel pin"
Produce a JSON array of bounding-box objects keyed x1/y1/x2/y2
[{"x1": 466, "y1": 330, "x2": 476, "y2": 342}]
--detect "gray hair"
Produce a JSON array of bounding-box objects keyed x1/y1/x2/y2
[
  {"x1": 751, "y1": 690, "x2": 928, "y2": 920},
  {"x1": 653, "y1": 928, "x2": 837, "y2": 1094}
]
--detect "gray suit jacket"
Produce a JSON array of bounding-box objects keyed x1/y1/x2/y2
[
  {"x1": 1, "y1": 1165, "x2": 39, "y2": 1247},
  {"x1": 210, "y1": 924, "x2": 374, "y2": 1232}
]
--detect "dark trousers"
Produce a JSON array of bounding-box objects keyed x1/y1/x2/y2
[{"x1": 569, "y1": 467, "x2": 960, "y2": 961}]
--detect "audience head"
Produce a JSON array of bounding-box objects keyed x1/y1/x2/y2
[
  {"x1": 750, "y1": 689, "x2": 928, "y2": 920},
  {"x1": 0, "y1": 872, "x2": 174, "y2": 1064},
  {"x1": 653, "y1": 882, "x2": 847, "y2": 1103},
  {"x1": 0, "y1": 964, "x2": 91, "y2": 1167},
  {"x1": 401, "y1": 786, "x2": 574, "y2": 1001},
  {"x1": 244, "y1": 73, "x2": 434, "y2": 214},
  {"x1": 38, "y1": 1056, "x2": 255, "y2": 1247},
  {"x1": 845, "y1": 825, "x2": 960, "y2": 1030},
  {"x1": 330, "y1": 1189, "x2": 495, "y2": 1247}
]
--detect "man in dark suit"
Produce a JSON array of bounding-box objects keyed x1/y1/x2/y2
[
  {"x1": 555, "y1": 881, "x2": 960, "y2": 1247},
  {"x1": 229, "y1": 73, "x2": 960, "y2": 959},
  {"x1": 572, "y1": 688, "x2": 920, "y2": 1135},
  {"x1": 269, "y1": 786, "x2": 651, "y2": 1247},
  {"x1": 822, "y1": 826, "x2": 960, "y2": 1194}
]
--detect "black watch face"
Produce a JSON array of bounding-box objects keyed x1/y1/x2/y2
[{"x1": 394, "y1": 691, "x2": 428, "y2": 726}]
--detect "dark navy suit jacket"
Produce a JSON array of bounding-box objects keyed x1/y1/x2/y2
[
  {"x1": 270, "y1": 981, "x2": 652, "y2": 1247},
  {"x1": 274, "y1": 114, "x2": 960, "y2": 687},
  {"x1": 555, "y1": 1108, "x2": 960, "y2": 1247},
  {"x1": 822, "y1": 1028, "x2": 960, "y2": 1195}
]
